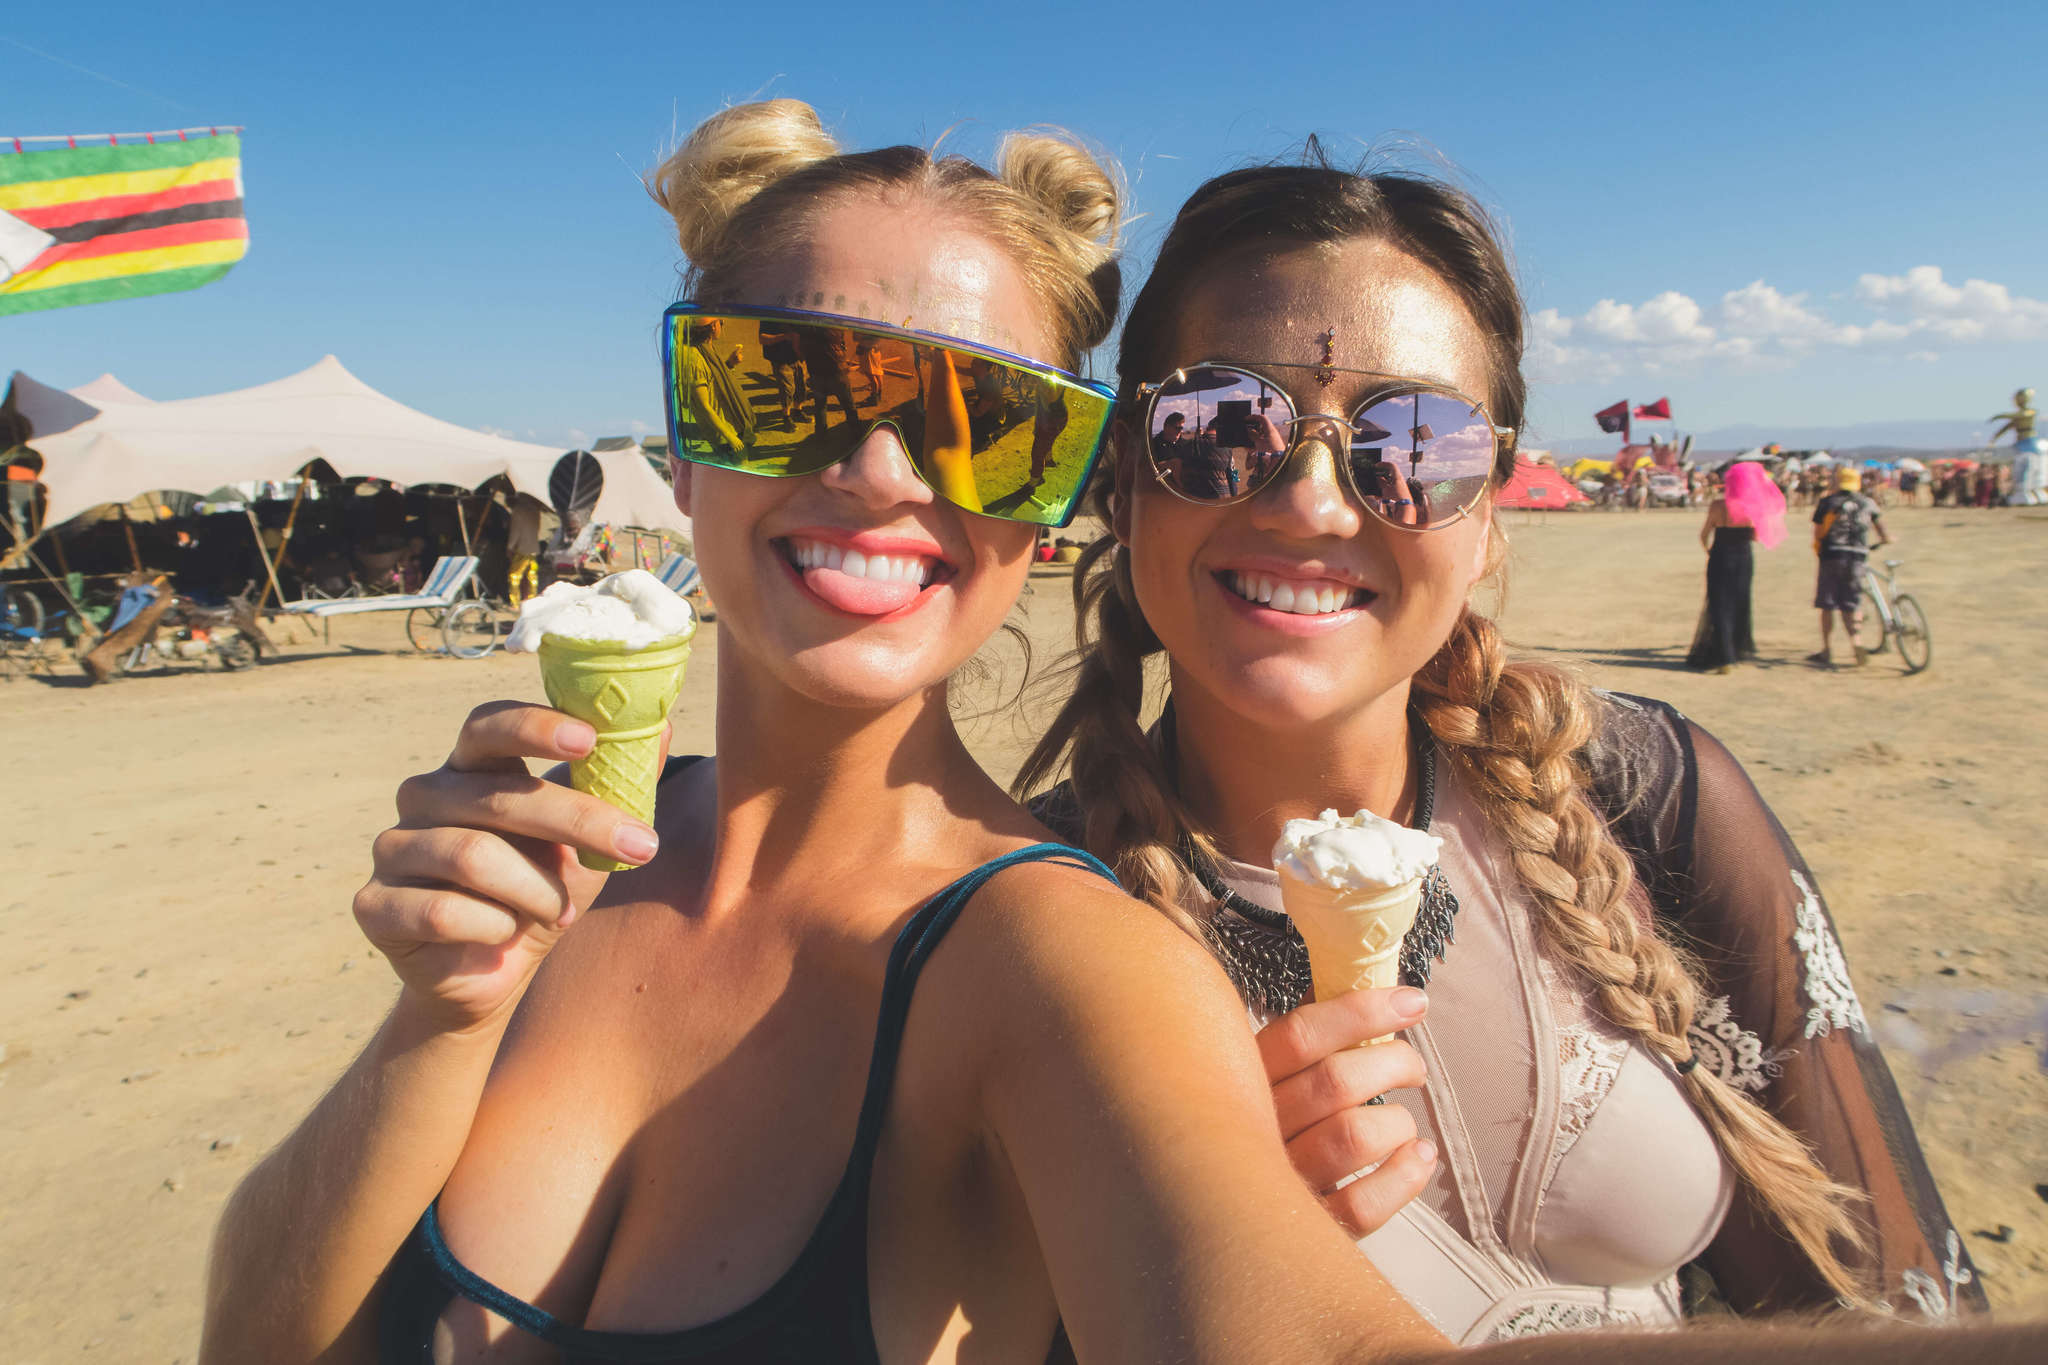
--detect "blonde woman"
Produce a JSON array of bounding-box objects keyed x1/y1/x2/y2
[{"x1": 1023, "y1": 151, "x2": 1985, "y2": 1343}]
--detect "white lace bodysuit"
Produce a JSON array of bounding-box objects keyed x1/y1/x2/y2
[
  {"x1": 1033, "y1": 690, "x2": 1983, "y2": 1336},
  {"x1": 1217, "y1": 771, "x2": 1734, "y2": 1343}
]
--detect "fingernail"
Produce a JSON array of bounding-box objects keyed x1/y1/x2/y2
[
  {"x1": 557, "y1": 720, "x2": 595, "y2": 754},
  {"x1": 1415, "y1": 1139, "x2": 1438, "y2": 1164},
  {"x1": 614, "y1": 823, "x2": 658, "y2": 863},
  {"x1": 1392, "y1": 987, "x2": 1428, "y2": 1020}
]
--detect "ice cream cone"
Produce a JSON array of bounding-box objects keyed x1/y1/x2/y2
[
  {"x1": 538, "y1": 632, "x2": 692, "y2": 871},
  {"x1": 1279, "y1": 879, "x2": 1425, "y2": 1030}
]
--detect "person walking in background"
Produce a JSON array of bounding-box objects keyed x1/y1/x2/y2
[
  {"x1": 1688, "y1": 460, "x2": 1784, "y2": 672},
  {"x1": 758, "y1": 321, "x2": 810, "y2": 431},
  {"x1": 798, "y1": 324, "x2": 860, "y2": 435},
  {"x1": 504, "y1": 492, "x2": 545, "y2": 607},
  {"x1": 1810, "y1": 466, "x2": 1889, "y2": 667}
]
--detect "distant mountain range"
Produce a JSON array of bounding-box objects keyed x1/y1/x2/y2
[{"x1": 1537, "y1": 418, "x2": 1998, "y2": 458}]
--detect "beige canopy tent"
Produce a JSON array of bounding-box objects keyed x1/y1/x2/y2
[
  {"x1": 67, "y1": 373, "x2": 155, "y2": 406},
  {"x1": 19, "y1": 355, "x2": 688, "y2": 537}
]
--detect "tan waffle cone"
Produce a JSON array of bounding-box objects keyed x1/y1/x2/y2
[
  {"x1": 538, "y1": 632, "x2": 692, "y2": 871},
  {"x1": 1277, "y1": 877, "x2": 1424, "y2": 1044}
]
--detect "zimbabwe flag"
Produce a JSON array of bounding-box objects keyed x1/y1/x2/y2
[{"x1": 0, "y1": 131, "x2": 248, "y2": 317}]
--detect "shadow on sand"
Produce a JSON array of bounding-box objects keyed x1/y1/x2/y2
[{"x1": 1518, "y1": 643, "x2": 1809, "y2": 674}]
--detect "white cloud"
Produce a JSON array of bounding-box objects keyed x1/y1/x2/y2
[
  {"x1": 1855, "y1": 265, "x2": 2048, "y2": 343},
  {"x1": 1530, "y1": 265, "x2": 2045, "y2": 383}
]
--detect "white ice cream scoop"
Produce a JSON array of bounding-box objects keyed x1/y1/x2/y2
[
  {"x1": 506, "y1": 569, "x2": 696, "y2": 653},
  {"x1": 1274, "y1": 809, "x2": 1443, "y2": 1038}
]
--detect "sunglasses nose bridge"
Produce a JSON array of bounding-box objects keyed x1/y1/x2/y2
[{"x1": 818, "y1": 419, "x2": 935, "y2": 509}]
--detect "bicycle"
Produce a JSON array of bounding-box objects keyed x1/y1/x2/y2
[
  {"x1": 403, "y1": 582, "x2": 508, "y2": 659},
  {"x1": 1851, "y1": 558, "x2": 1931, "y2": 674}
]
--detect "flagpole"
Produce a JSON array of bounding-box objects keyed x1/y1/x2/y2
[{"x1": 1, "y1": 126, "x2": 244, "y2": 150}]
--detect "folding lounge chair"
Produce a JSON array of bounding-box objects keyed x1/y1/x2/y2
[
  {"x1": 0, "y1": 611, "x2": 56, "y2": 680},
  {"x1": 284, "y1": 555, "x2": 480, "y2": 618},
  {"x1": 282, "y1": 555, "x2": 480, "y2": 644},
  {"x1": 652, "y1": 552, "x2": 700, "y2": 597}
]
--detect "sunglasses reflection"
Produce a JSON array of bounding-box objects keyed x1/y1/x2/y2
[
  {"x1": 1149, "y1": 370, "x2": 1494, "y2": 527},
  {"x1": 683, "y1": 317, "x2": 1080, "y2": 520}
]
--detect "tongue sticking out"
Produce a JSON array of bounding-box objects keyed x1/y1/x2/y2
[{"x1": 802, "y1": 564, "x2": 926, "y2": 616}]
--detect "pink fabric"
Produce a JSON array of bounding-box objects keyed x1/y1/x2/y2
[{"x1": 1723, "y1": 461, "x2": 1786, "y2": 548}]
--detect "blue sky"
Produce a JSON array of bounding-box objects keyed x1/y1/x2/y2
[{"x1": 7, "y1": 1, "x2": 2045, "y2": 450}]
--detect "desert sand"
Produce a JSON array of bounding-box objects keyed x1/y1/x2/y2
[{"x1": 3, "y1": 503, "x2": 2044, "y2": 1361}]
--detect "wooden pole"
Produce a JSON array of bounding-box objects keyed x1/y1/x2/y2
[
  {"x1": 244, "y1": 507, "x2": 288, "y2": 623},
  {"x1": 255, "y1": 479, "x2": 310, "y2": 611},
  {"x1": 119, "y1": 505, "x2": 142, "y2": 573},
  {"x1": 455, "y1": 493, "x2": 474, "y2": 556}
]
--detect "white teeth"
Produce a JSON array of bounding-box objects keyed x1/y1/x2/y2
[
  {"x1": 1226, "y1": 571, "x2": 1358, "y2": 616},
  {"x1": 790, "y1": 539, "x2": 935, "y2": 588}
]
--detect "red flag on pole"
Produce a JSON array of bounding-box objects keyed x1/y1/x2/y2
[
  {"x1": 1632, "y1": 397, "x2": 1672, "y2": 421},
  {"x1": 1595, "y1": 400, "x2": 1631, "y2": 436}
]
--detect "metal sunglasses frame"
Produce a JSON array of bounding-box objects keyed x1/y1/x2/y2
[
  {"x1": 1134, "y1": 360, "x2": 1518, "y2": 531},
  {"x1": 660, "y1": 302, "x2": 1117, "y2": 529}
]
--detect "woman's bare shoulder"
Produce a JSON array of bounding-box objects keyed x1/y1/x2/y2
[{"x1": 922, "y1": 854, "x2": 1254, "y2": 1073}]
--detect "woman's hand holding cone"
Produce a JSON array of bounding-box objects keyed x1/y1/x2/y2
[
  {"x1": 354, "y1": 700, "x2": 668, "y2": 1034},
  {"x1": 1259, "y1": 985, "x2": 1438, "y2": 1237}
]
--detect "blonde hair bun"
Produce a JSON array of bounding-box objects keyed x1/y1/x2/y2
[
  {"x1": 650, "y1": 99, "x2": 840, "y2": 263},
  {"x1": 998, "y1": 129, "x2": 1123, "y2": 270}
]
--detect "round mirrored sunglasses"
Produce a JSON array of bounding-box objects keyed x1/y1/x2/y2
[{"x1": 1138, "y1": 364, "x2": 1510, "y2": 530}]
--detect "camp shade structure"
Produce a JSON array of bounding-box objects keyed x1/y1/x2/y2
[
  {"x1": 0, "y1": 132, "x2": 249, "y2": 316},
  {"x1": 17, "y1": 356, "x2": 690, "y2": 538},
  {"x1": 1496, "y1": 456, "x2": 1591, "y2": 510}
]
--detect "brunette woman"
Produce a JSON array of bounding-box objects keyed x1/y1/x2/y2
[
  {"x1": 1023, "y1": 150, "x2": 1985, "y2": 1343},
  {"x1": 1687, "y1": 461, "x2": 1786, "y2": 672}
]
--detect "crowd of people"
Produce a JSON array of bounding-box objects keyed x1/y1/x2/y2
[{"x1": 196, "y1": 100, "x2": 2041, "y2": 1364}]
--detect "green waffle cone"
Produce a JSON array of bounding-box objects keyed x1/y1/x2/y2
[{"x1": 537, "y1": 631, "x2": 693, "y2": 871}]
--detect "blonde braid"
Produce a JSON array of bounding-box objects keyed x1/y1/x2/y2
[
  {"x1": 1414, "y1": 608, "x2": 1873, "y2": 1305},
  {"x1": 1016, "y1": 534, "x2": 1211, "y2": 943}
]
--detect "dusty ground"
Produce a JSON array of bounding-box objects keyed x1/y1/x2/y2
[{"x1": 3, "y1": 504, "x2": 2044, "y2": 1361}]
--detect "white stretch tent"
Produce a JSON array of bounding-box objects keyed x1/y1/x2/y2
[
  {"x1": 22, "y1": 356, "x2": 688, "y2": 536},
  {"x1": 68, "y1": 373, "x2": 155, "y2": 406},
  {"x1": 4, "y1": 371, "x2": 100, "y2": 443}
]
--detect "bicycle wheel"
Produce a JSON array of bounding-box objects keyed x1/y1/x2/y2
[
  {"x1": 1851, "y1": 586, "x2": 1888, "y2": 657},
  {"x1": 441, "y1": 600, "x2": 505, "y2": 659},
  {"x1": 5, "y1": 585, "x2": 43, "y2": 634},
  {"x1": 1891, "y1": 593, "x2": 1932, "y2": 674},
  {"x1": 404, "y1": 607, "x2": 445, "y2": 652}
]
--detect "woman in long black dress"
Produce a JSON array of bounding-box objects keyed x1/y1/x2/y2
[{"x1": 1688, "y1": 460, "x2": 1784, "y2": 671}]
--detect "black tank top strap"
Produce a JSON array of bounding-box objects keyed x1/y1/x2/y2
[
  {"x1": 660, "y1": 753, "x2": 705, "y2": 785},
  {"x1": 378, "y1": 840, "x2": 1118, "y2": 1363},
  {"x1": 851, "y1": 843, "x2": 1117, "y2": 1164}
]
